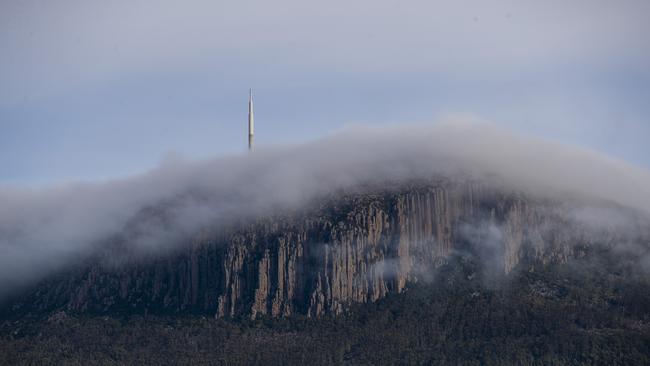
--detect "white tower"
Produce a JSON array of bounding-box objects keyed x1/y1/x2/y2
[{"x1": 248, "y1": 89, "x2": 254, "y2": 151}]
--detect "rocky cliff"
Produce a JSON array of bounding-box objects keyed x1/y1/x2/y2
[{"x1": 6, "y1": 179, "x2": 643, "y2": 319}]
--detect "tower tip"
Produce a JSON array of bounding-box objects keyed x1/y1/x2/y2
[{"x1": 248, "y1": 88, "x2": 254, "y2": 151}]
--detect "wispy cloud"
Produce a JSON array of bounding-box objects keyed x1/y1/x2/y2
[{"x1": 1, "y1": 122, "x2": 649, "y2": 296}]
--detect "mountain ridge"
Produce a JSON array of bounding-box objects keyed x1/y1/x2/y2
[{"x1": 4, "y1": 178, "x2": 648, "y2": 321}]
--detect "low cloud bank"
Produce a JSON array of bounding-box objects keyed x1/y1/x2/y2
[{"x1": 1, "y1": 122, "x2": 650, "y2": 296}]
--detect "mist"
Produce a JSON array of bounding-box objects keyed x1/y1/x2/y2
[{"x1": 1, "y1": 122, "x2": 650, "y2": 296}]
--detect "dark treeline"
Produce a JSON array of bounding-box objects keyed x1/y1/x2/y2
[{"x1": 2, "y1": 244, "x2": 649, "y2": 365}]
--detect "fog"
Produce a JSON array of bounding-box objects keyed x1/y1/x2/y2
[{"x1": 1, "y1": 122, "x2": 650, "y2": 296}]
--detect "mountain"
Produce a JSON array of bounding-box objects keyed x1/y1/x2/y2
[{"x1": 1, "y1": 178, "x2": 650, "y2": 364}]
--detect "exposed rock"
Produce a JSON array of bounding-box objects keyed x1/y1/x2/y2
[{"x1": 6, "y1": 180, "x2": 643, "y2": 319}]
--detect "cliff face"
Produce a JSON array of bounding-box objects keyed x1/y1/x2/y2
[{"x1": 12, "y1": 181, "x2": 620, "y2": 319}]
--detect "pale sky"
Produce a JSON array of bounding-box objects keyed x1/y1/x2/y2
[{"x1": 1, "y1": 0, "x2": 649, "y2": 185}]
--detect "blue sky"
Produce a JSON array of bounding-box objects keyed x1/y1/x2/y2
[{"x1": 1, "y1": 0, "x2": 649, "y2": 185}]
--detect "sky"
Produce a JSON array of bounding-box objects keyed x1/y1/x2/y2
[{"x1": 1, "y1": 0, "x2": 650, "y2": 185}]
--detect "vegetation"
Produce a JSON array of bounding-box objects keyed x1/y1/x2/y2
[{"x1": 2, "y1": 247, "x2": 649, "y2": 365}]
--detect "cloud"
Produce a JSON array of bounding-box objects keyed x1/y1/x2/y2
[
  {"x1": 1, "y1": 122, "x2": 650, "y2": 296},
  {"x1": 2, "y1": 0, "x2": 649, "y2": 104}
]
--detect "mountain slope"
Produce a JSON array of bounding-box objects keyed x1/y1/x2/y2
[
  {"x1": 3, "y1": 179, "x2": 648, "y2": 321},
  {"x1": 2, "y1": 241, "x2": 649, "y2": 365}
]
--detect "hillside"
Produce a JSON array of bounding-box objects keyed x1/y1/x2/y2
[
  {"x1": 1, "y1": 179, "x2": 650, "y2": 364},
  {"x1": 2, "y1": 235, "x2": 649, "y2": 365}
]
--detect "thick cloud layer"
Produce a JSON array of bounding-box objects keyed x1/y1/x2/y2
[
  {"x1": 3, "y1": 0, "x2": 649, "y2": 103},
  {"x1": 3, "y1": 0, "x2": 650, "y2": 186},
  {"x1": 1, "y1": 123, "x2": 650, "y2": 296}
]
